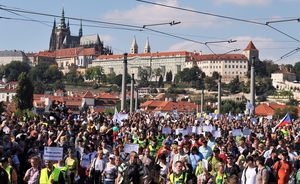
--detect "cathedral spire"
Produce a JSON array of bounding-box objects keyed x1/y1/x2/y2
[
  {"x1": 52, "y1": 18, "x2": 56, "y2": 31},
  {"x1": 49, "y1": 18, "x2": 57, "y2": 51},
  {"x1": 79, "y1": 19, "x2": 83, "y2": 37},
  {"x1": 130, "y1": 36, "x2": 138, "y2": 54},
  {"x1": 144, "y1": 37, "x2": 151, "y2": 53},
  {"x1": 60, "y1": 7, "x2": 66, "y2": 28}
]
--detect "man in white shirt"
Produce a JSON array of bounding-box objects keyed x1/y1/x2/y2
[{"x1": 241, "y1": 156, "x2": 257, "y2": 184}]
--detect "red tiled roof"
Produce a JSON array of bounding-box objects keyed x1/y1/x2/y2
[
  {"x1": 141, "y1": 100, "x2": 197, "y2": 112},
  {"x1": 255, "y1": 103, "x2": 300, "y2": 117},
  {"x1": 96, "y1": 51, "x2": 190, "y2": 60},
  {"x1": 97, "y1": 92, "x2": 119, "y2": 99},
  {"x1": 244, "y1": 41, "x2": 257, "y2": 51},
  {"x1": 140, "y1": 100, "x2": 154, "y2": 107},
  {"x1": 37, "y1": 47, "x2": 97, "y2": 59},
  {"x1": 82, "y1": 91, "x2": 94, "y2": 98},
  {"x1": 191, "y1": 53, "x2": 247, "y2": 61},
  {"x1": 255, "y1": 103, "x2": 275, "y2": 116}
]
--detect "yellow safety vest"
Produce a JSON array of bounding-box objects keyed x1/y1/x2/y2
[
  {"x1": 138, "y1": 139, "x2": 147, "y2": 148},
  {"x1": 54, "y1": 163, "x2": 68, "y2": 180},
  {"x1": 5, "y1": 165, "x2": 12, "y2": 184},
  {"x1": 148, "y1": 145, "x2": 158, "y2": 157},
  {"x1": 169, "y1": 172, "x2": 188, "y2": 184},
  {"x1": 39, "y1": 167, "x2": 61, "y2": 184}
]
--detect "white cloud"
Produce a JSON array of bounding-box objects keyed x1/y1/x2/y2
[
  {"x1": 99, "y1": 35, "x2": 113, "y2": 44},
  {"x1": 104, "y1": 0, "x2": 217, "y2": 28},
  {"x1": 213, "y1": 0, "x2": 272, "y2": 6}
]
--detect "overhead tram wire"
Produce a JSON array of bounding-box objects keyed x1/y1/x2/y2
[
  {"x1": 0, "y1": 5, "x2": 142, "y2": 29},
  {"x1": 136, "y1": 0, "x2": 265, "y2": 26},
  {"x1": 266, "y1": 17, "x2": 300, "y2": 25},
  {"x1": 0, "y1": 4, "x2": 240, "y2": 54},
  {"x1": 136, "y1": 0, "x2": 300, "y2": 45},
  {"x1": 275, "y1": 47, "x2": 300, "y2": 62},
  {"x1": 2, "y1": 7, "x2": 52, "y2": 27},
  {"x1": 266, "y1": 24, "x2": 300, "y2": 43}
]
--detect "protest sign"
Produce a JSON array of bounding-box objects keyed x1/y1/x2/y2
[
  {"x1": 162, "y1": 127, "x2": 171, "y2": 135},
  {"x1": 232, "y1": 129, "x2": 243, "y2": 136},
  {"x1": 243, "y1": 128, "x2": 251, "y2": 136},
  {"x1": 44, "y1": 147, "x2": 63, "y2": 161},
  {"x1": 212, "y1": 130, "x2": 221, "y2": 138},
  {"x1": 123, "y1": 144, "x2": 139, "y2": 153}
]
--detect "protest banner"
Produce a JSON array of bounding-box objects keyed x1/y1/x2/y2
[
  {"x1": 123, "y1": 144, "x2": 139, "y2": 153},
  {"x1": 44, "y1": 147, "x2": 63, "y2": 161}
]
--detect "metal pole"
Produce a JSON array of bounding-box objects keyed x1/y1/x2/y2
[
  {"x1": 135, "y1": 88, "x2": 138, "y2": 111},
  {"x1": 200, "y1": 89, "x2": 204, "y2": 113},
  {"x1": 121, "y1": 53, "x2": 128, "y2": 111},
  {"x1": 217, "y1": 76, "x2": 221, "y2": 114},
  {"x1": 250, "y1": 56, "x2": 256, "y2": 115},
  {"x1": 130, "y1": 73, "x2": 134, "y2": 113}
]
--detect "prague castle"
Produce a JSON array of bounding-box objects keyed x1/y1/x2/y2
[{"x1": 48, "y1": 8, "x2": 112, "y2": 55}]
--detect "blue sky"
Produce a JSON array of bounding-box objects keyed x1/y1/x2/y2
[{"x1": 0, "y1": 0, "x2": 300, "y2": 64}]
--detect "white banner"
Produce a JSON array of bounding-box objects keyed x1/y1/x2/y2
[
  {"x1": 123, "y1": 144, "x2": 139, "y2": 153},
  {"x1": 43, "y1": 147, "x2": 63, "y2": 161}
]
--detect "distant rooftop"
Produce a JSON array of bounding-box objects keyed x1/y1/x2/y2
[{"x1": 0, "y1": 50, "x2": 26, "y2": 57}]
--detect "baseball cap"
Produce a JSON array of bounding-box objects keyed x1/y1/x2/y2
[{"x1": 109, "y1": 154, "x2": 115, "y2": 159}]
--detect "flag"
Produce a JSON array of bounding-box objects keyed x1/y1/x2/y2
[{"x1": 273, "y1": 113, "x2": 291, "y2": 131}]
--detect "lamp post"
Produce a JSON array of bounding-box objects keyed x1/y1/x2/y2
[
  {"x1": 130, "y1": 73, "x2": 135, "y2": 113},
  {"x1": 121, "y1": 53, "x2": 128, "y2": 111},
  {"x1": 135, "y1": 88, "x2": 138, "y2": 111},
  {"x1": 250, "y1": 56, "x2": 256, "y2": 115},
  {"x1": 217, "y1": 75, "x2": 222, "y2": 114}
]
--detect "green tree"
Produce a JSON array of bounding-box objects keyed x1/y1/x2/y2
[
  {"x1": 85, "y1": 66, "x2": 106, "y2": 84},
  {"x1": 228, "y1": 76, "x2": 241, "y2": 94},
  {"x1": 64, "y1": 67, "x2": 84, "y2": 85},
  {"x1": 3, "y1": 61, "x2": 31, "y2": 81},
  {"x1": 294, "y1": 62, "x2": 300, "y2": 81},
  {"x1": 114, "y1": 74, "x2": 131, "y2": 87},
  {"x1": 166, "y1": 71, "x2": 173, "y2": 82},
  {"x1": 158, "y1": 75, "x2": 164, "y2": 88},
  {"x1": 256, "y1": 77, "x2": 275, "y2": 96},
  {"x1": 153, "y1": 68, "x2": 163, "y2": 82},
  {"x1": 221, "y1": 100, "x2": 246, "y2": 114},
  {"x1": 212, "y1": 71, "x2": 220, "y2": 80},
  {"x1": 204, "y1": 77, "x2": 217, "y2": 91},
  {"x1": 15, "y1": 72, "x2": 33, "y2": 110},
  {"x1": 106, "y1": 72, "x2": 116, "y2": 84},
  {"x1": 263, "y1": 60, "x2": 279, "y2": 77},
  {"x1": 138, "y1": 67, "x2": 151, "y2": 87},
  {"x1": 274, "y1": 106, "x2": 298, "y2": 120}
]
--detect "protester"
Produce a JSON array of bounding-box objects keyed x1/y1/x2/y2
[
  {"x1": 0, "y1": 104, "x2": 299, "y2": 184},
  {"x1": 39, "y1": 160, "x2": 64, "y2": 184},
  {"x1": 23, "y1": 156, "x2": 40, "y2": 184}
]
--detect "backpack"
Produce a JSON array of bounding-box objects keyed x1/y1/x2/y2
[
  {"x1": 262, "y1": 166, "x2": 277, "y2": 183},
  {"x1": 123, "y1": 163, "x2": 139, "y2": 184}
]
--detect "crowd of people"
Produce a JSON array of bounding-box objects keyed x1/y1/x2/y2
[{"x1": 0, "y1": 103, "x2": 300, "y2": 184}]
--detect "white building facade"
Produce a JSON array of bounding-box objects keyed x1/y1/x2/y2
[
  {"x1": 0, "y1": 50, "x2": 29, "y2": 65},
  {"x1": 90, "y1": 51, "x2": 189, "y2": 81}
]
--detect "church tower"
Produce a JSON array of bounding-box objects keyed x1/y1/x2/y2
[
  {"x1": 243, "y1": 41, "x2": 259, "y2": 62},
  {"x1": 130, "y1": 36, "x2": 138, "y2": 54},
  {"x1": 49, "y1": 8, "x2": 71, "y2": 51},
  {"x1": 144, "y1": 37, "x2": 151, "y2": 53}
]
